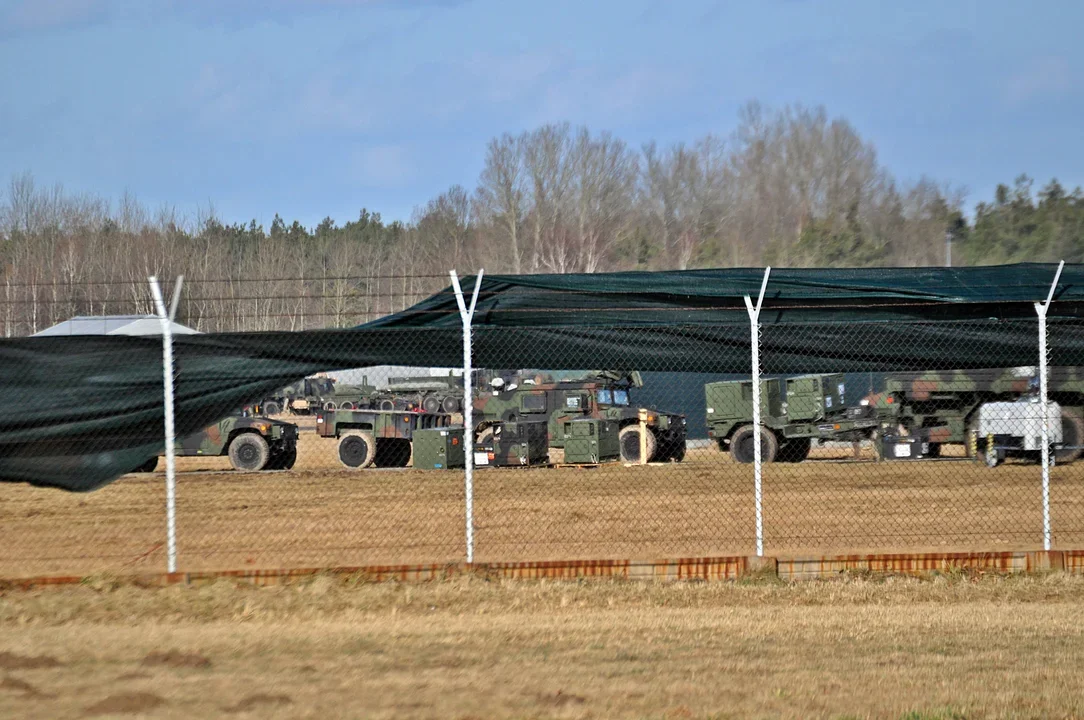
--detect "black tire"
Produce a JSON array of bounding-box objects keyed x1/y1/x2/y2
[
  {"x1": 777, "y1": 437, "x2": 811, "y2": 463},
  {"x1": 422, "y1": 395, "x2": 442, "y2": 414},
  {"x1": 324, "y1": 401, "x2": 337, "y2": 411},
  {"x1": 341, "y1": 401, "x2": 356, "y2": 410},
  {"x1": 228, "y1": 433, "x2": 270, "y2": 471},
  {"x1": 441, "y1": 396, "x2": 460, "y2": 414},
  {"x1": 729, "y1": 425, "x2": 778, "y2": 464},
  {"x1": 665, "y1": 439, "x2": 687, "y2": 463},
  {"x1": 280, "y1": 446, "x2": 297, "y2": 470},
  {"x1": 379, "y1": 399, "x2": 395, "y2": 411},
  {"x1": 374, "y1": 439, "x2": 411, "y2": 467},
  {"x1": 1056, "y1": 409, "x2": 1084, "y2": 464},
  {"x1": 338, "y1": 431, "x2": 375, "y2": 469},
  {"x1": 263, "y1": 401, "x2": 281, "y2": 416},
  {"x1": 926, "y1": 443, "x2": 942, "y2": 459},
  {"x1": 133, "y1": 456, "x2": 158, "y2": 473},
  {"x1": 619, "y1": 425, "x2": 658, "y2": 463}
]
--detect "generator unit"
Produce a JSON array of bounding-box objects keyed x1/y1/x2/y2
[
  {"x1": 412, "y1": 426, "x2": 466, "y2": 469},
  {"x1": 474, "y1": 421, "x2": 549, "y2": 467},
  {"x1": 976, "y1": 400, "x2": 1063, "y2": 467},
  {"x1": 880, "y1": 429, "x2": 934, "y2": 461},
  {"x1": 563, "y1": 418, "x2": 620, "y2": 464}
]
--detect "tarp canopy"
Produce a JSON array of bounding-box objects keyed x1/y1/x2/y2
[{"x1": 1, "y1": 263, "x2": 1081, "y2": 492}]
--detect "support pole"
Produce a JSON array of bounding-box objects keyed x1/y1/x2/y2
[
  {"x1": 450, "y1": 269, "x2": 484, "y2": 564},
  {"x1": 149, "y1": 276, "x2": 178, "y2": 574},
  {"x1": 743, "y1": 267, "x2": 772, "y2": 557},
  {"x1": 1034, "y1": 260, "x2": 1064, "y2": 551}
]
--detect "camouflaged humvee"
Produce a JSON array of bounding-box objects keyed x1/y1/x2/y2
[
  {"x1": 865, "y1": 366, "x2": 1084, "y2": 463},
  {"x1": 472, "y1": 371, "x2": 686, "y2": 463},
  {"x1": 134, "y1": 415, "x2": 299, "y2": 472}
]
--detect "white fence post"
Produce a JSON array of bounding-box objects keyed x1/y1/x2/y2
[
  {"x1": 743, "y1": 267, "x2": 772, "y2": 557},
  {"x1": 149, "y1": 275, "x2": 181, "y2": 574},
  {"x1": 450, "y1": 269, "x2": 484, "y2": 564},
  {"x1": 1035, "y1": 260, "x2": 1065, "y2": 552}
]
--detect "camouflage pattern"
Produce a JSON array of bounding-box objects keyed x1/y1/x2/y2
[
  {"x1": 137, "y1": 415, "x2": 299, "y2": 472},
  {"x1": 357, "y1": 373, "x2": 464, "y2": 414},
  {"x1": 471, "y1": 370, "x2": 686, "y2": 463},
  {"x1": 317, "y1": 408, "x2": 454, "y2": 469},
  {"x1": 315, "y1": 408, "x2": 452, "y2": 439},
  {"x1": 864, "y1": 366, "x2": 1084, "y2": 462},
  {"x1": 705, "y1": 374, "x2": 877, "y2": 463},
  {"x1": 262, "y1": 374, "x2": 377, "y2": 414}
]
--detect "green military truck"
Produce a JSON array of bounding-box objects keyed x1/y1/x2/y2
[
  {"x1": 472, "y1": 371, "x2": 686, "y2": 463},
  {"x1": 866, "y1": 367, "x2": 1084, "y2": 463},
  {"x1": 316, "y1": 408, "x2": 453, "y2": 469},
  {"x1": 261, "y1": 375, "x2": 376, "y2": 415},
  {"x1": 705, "y1": 374, "x2": 877, "y2": 463},
  {"x1": 134, "y1": 415, "x2": 299, "y2": 472}
]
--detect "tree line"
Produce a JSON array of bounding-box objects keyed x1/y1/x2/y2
[{"x1": 2, "y1": 102, "x2": 1082, "y2": 336}]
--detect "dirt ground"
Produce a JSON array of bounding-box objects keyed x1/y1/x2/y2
[
  {"x1": 1, "y1": 422, "x2": 1082, "y2": 577},
  {"x1": 2, "y1": 574, "x2": 1084, "y2": 719}
]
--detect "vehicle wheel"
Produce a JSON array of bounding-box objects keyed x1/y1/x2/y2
[
  {"x1": 729, "y1": 425, "x2": 778, "y2": 464},
  {"x1": 279, "y1": 446, "x2": 297, "y2": 470},
  {"x1": 475, "y1": 426, "x2": 494, "y2": 447},
  {"x1": 441, "y1": 396, "x2": 460, "y2": 414},
  {"x1": 228, "y1": 433, "x2": 270, "y2": 471},
  {"x1": 422, "y1": 395, "x2": 442, "y2": 414},
  {"x1": 341, "y1": 401, "x2": 356, "y2": 410},
  {"x1": 263, "y1": 401, "x2": 281, "y2": 416},
  {"x1": 926, "y1": 443, "x2": 942, "y2": 459},
  {"x1": 374, "y1": 439, "x2": 411, "y2": 467},
  {"x1": 619, "y1": 425, "x2": 658, "y2": 463},
  {"x1": 665, "y1": 439, "x2": 687, "y2": 462},
  {"x1": 338, "y1": 431, "x2": 375, "y2": 469},
  {"x1": 133, "y1": 456, "x2": 158, "y2": 473},
  {"x1": 324, "y1": 401, "x2": 337, "y2": 411},
  {"x1": 1056, "y1": 409, "x2": 1084, "y2": 464},
  {"x1": 379, "y1": 399, "x2": 395, "y2": 411},
  {"x1": 777, "y1": 437, "x2": 811, "y2": 463}
]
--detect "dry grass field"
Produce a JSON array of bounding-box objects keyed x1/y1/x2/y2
[
  {"x1": 1, "y1": 419, "x2": 1083, "y2": 578},
  {"x1": 2, "y1": 573, "x2": 1084, "y2": 719}
]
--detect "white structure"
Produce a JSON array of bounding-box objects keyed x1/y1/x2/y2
[{"x1": 32, "y1": 314, "x2": 200, "y2": 337}]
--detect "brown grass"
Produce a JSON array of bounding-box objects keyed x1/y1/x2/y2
[
  {"x1": 1, "y1": 427, "x2": 1082, "y2": 578},
  {"x1": 2, "y1": 574, "x2": 1084, "y2": 718}
]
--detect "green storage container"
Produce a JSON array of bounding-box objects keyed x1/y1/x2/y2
[
  {"x1": 412, "y1": 426, "x2": 465, "y2": 469},
  {"x1": 563, "y1": 418, "x2": 620, "y2": 464},
  {"x1": 473, "y1": 421, "x2": 549, "y2": 467}
]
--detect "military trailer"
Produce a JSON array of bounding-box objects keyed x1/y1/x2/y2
[
  {"x1": 563, "y1": 418, "x2": 620, "y2": 464},
  {"x1": 473, "y1": 421, "x2": 550, "y2": 467},
  {"x1": 472, "y1": 371, "x2": 686, "y2": 463},
  {"x1": 413, "y1": 427, "x2": 466, "y2": 469},
  {"x1": 134, "y1": 415, "x2": 299, "y2": 472},
  {"x1": 380, "y1": 373, "x2": 463, "y2": 414},
  {"x1": 705, "y1": 374, "x2": 877, "y2": 463},
  {"x1": 316, "y1": 408, "x2": 452, "y2": 469},
  {"x1": 866, "y1": 367, "x2": 1084, "y2": 463},
  {"x1": 261, "y1": 375, "x2": 375, "y2": 415}
]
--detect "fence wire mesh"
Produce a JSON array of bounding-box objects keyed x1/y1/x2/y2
[{"x1": 0, "y1": 275, "x2": 1082, "y2": 578}]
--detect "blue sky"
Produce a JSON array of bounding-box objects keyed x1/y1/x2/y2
[{"x1": 2, "y1": 0, "x2": 1082, "y2": 228}]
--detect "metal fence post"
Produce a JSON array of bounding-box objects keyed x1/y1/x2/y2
[
  {"x1": 1035, "y1": 260, "x2": 1065, "y2": 552},
  {"x1": 450, "y1": 269, "x2": 484, "y2": 563},
  {"x1": 743, "y1": 267, "x2": 772, "y2": 557},
  {"x1": 149, "y1": 275, "x2": 182, "y2": 574}
]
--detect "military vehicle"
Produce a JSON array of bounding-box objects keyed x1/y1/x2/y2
[
  {"x1": 865, "y1": 366, "x2": 1084, "y2": 463},
  {"x1": 472, "y1": 371, "x2": 686, "y2": 463},
  {"x1": 365, "y1": 373, "x2": 463, "y2": 414},
  {"x1": 134, "y1": 415, "x2": 299, "y2": 472},
  {"x1": 261, "y1": 374, "x2": 375, "y2": 415},
  {"x1": 705, "y1": 374, "x2": 877, "y2": 463},
  {"x1": 316, "y1": 408, "x2": 453, "y2": 469}
]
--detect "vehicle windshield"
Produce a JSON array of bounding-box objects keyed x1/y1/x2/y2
[{"x1": 597, "y1": 388, "x2": 630, "y2": 406}]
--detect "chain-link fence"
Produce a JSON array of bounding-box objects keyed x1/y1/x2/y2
[{"x1": 1, "y1": 268, "x2": 1082, "y2": 578}]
